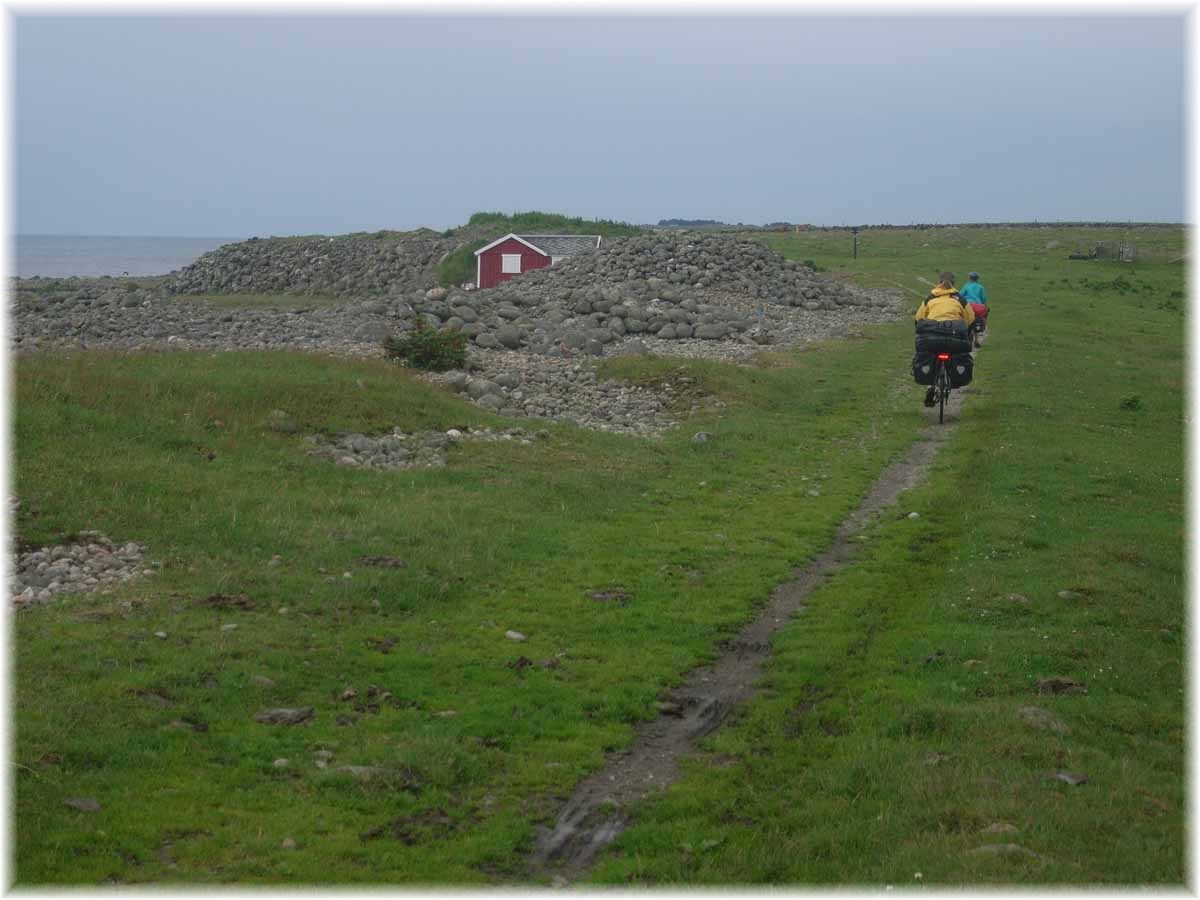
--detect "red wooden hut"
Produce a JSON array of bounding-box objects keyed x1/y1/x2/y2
[{"x1": 474, "y1": 233, "x2": 602, "y2": 290}]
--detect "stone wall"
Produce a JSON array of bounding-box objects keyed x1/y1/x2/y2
[{"x1": 165, "y1": 230, "x2": 461, "y2": 298}]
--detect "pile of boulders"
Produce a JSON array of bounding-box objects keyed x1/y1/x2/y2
[
  {"x1": 11, "y1": 274, "x2": 904, "y2": 364},
  {"x1": 12, "y1": 231, "x2": 905, "y2": 359},
  {"x1": 11, "y1": 280, "x2": 395, "y2": 354},
  {"x1": 428, "y1": 348, "x2": 717, "y2": 435},
  {"x1": 487, "y1": 233, "x2": 864, "y2": 310},
  {"x1": 10, "y1": 530, "x2": 155, "y2": 608},
  {"x1": 391, "y1": 233, "x2": 902, "y2": 356},
  {"x1": 405, "y1": 283, "x2": 765, "y2": 357},
  {"x1": 159, "y1": 230, "x2": 869, "y2": 313},
  {"x1": 164, "y1": 229, "x2": 463, "y2": 298}
]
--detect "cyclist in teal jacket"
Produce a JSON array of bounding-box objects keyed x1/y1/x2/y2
[{"x1": 960, "y1": 271, "x2": 988, "y2": 305}]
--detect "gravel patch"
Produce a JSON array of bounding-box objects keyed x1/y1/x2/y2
[
  {"x1": 10, "y1": 530, "x2": 156, "y2": 609},
  {"x1": 305, "y1": 425, "x2": 544, "y2": 469},
  {"x1": 424, "y1": 350, "x2": 707, "y2": 437}
]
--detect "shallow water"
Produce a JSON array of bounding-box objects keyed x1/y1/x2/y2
[{"x1": 14, "y1": 234, "x2": 240, "y2": 278}]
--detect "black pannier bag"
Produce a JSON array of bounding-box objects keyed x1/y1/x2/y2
[
  {"x1": 914, "y1": 318, "x2": 972, "y2": 355},
  {"x1": 947, "y1": 352, "x2": 973, "y2": 387},
  {"x1": 912, "y1": 351, "x2": 973, "y2": 387},
  {"x1": 911, "y1": 352, "x2": 937, "y2": 385}
]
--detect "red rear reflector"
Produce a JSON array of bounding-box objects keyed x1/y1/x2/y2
[{"x1": 936, "y1": 352, "x2": 950, "y2": 361}]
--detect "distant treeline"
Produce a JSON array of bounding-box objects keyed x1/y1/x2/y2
[{"x1": 462, "y1": 211, "x2": 643, "y2": 237}]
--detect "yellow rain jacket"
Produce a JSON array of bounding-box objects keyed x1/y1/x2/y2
[{"x1": 915, "y1": 285, "x2": 975, "y2": 328}]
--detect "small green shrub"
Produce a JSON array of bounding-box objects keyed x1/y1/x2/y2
[
  {"x1": 1120, "y1": 394, "x2": 1142, "y2": 411},
  {"x1": 801, "y1": 259, "x2": 825, "y2": 272},
  {"x1": 383, "y1": 323, "x2": 467, "y2": 372}
]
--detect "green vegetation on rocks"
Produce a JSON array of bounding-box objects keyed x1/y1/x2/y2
[
  {"x1": 466, "y1": 210, "x2": 644, "y2": 237},
  {"x1": 436, "y1": 239, "x2": 487, "y2": 288}
]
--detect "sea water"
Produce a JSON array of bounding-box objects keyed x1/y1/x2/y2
[{"x1": 14, "y1": 235, "x2": 240, "y2": 279}]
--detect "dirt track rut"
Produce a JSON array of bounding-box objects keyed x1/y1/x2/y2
[{"x1": 524, "y1": 366, "x2": 973, "y2": 885}]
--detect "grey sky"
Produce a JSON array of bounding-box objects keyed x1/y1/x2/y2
[{"x1": 14, "y1": 14, "x2": 1186, "y2": 237}]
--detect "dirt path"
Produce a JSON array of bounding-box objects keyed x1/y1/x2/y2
[{"x1": 523, "y1": 365, "x2": 972, "y2": 885}]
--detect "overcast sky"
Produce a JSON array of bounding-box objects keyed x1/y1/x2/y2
[{"x1": 13, "y1": 13, "x2": 1187, "y2": 237}]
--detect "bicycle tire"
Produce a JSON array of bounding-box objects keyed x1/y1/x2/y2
[{"x1": 937, "y1": 362, "x2": 948, "y2": 424}]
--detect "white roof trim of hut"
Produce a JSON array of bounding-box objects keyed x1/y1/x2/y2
[{"x1": 474, "y1": 233, "x2": 551, "y2": 257}]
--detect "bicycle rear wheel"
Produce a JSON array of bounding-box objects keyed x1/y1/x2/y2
[{"x1": 937, "y1": 363, "x2": 949, "y2": 424}]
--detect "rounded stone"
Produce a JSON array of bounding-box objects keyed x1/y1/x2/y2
[
  {"x1": 466, "y1": 379, "x2": 500, "y2": 399},
  {"x1": 496, "y1": 326, "x2": 523, "y2": 349}
]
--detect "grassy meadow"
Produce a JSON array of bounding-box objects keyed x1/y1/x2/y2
[{"x1": 10, "y1": 225, "x2": 1186, "y2": 885}]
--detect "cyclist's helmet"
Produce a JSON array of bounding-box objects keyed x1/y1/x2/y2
[{"x1": 968, "y1": 271, "x2": 979, "y2": 280}]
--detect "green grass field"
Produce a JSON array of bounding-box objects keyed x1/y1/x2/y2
[{"x1": 11, "y1": 225, "x2": 1185, "y2": 885}]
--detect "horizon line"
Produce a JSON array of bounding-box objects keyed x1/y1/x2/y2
[{"x1": 14, "y1": 219, "x2": 1191, "y2": 240}]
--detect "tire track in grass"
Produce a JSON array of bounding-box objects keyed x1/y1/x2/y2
[{"x1": 524, "y1": 353, "x2": 975, "y2": 885}]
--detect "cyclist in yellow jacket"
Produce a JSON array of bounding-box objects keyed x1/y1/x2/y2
[
  {"x1": 915, "y1": 272, "x2": 975, "y2": 407},
  {"x1": 915, "y1": 272, "x2": 976, "y2": 328}
]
